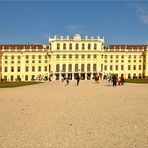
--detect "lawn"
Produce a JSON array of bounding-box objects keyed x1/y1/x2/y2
[
  {"x1": 0, "y1": 81, "x2": 42, "y2": 88},
  {"x1": 125, "y1": 79, "x2": 148, "y2": 84}
]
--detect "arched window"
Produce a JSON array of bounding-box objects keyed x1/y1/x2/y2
[
  {"x1": 63, "y1": 43, "x2": 66, "y2": 50},
  {"x1": 56, "y1": 64, "x2": 60, "y2": 72},
  {"x1": 76, "y1": 43, "x2": 79, "y2": 50},
  {"x1": 57, "y1": 43, "x2": 60, "y2": 50},
  {"x1": 87, "y1": 64, "x2": 91, "y2": 72},
  {"x1": 68, "y1": 64, "x2": 72, "y2": 72},
  {"x1": 49, "y1": 64, "x2": 51, "y2": 72},
  {"x1": 69, "y1": 43, "x2": 72, "y2": 50},
  {"x1": 93, "y1": 64, "x2": 97, "y2": 71},
  {"x1": 81, "y1": 64, "x2": 85, "y2": 72},
  {"x1": 62, "y1": 64, "x2": 66, "y2": 72},
  {"x1": 88, "y1": 44, "x2": 91, "y2": 50},
  {"x1": 94, "y1": 44, "x2": 97, "y2": 50},
  {"x1": 82, "y1": 43, "x2": 85, "y2": 50},
  {"x1": 75, "y1": 64, "x2": 78, "y2": 72}
]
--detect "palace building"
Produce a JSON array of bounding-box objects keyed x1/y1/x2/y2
[{"x1": 0, "y1": 34, "x2": 148, "y2": 81}]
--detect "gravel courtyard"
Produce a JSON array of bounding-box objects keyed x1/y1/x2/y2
[{"x1": 0, "y1": 80, "x2": 148, "y2": 148}]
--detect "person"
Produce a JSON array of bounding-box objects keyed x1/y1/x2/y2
[
  {"x1": 76, "y1": 75, "x2": 80, "y2": 86},
  {"x1": 120, "y1": 74, "x2": 125, "y2": 85},
  {"x1": 66, "y1": 78, "x2": 69, "y2": 85},
  {"x1": 95, "y1": 74, "x2": 99, "y2": 83},
  {"x1": 61, "y1": 76, "x2": 64, "y2": 82},
  {"x1": 112, "y1": 74, "x2": 117, "y2": 86}
]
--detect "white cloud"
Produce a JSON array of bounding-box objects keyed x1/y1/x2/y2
[
  {"x1": 65, "y1": 23, "x2": 86, "y2": 34},
  {"x1": 130, "y1": 3, "x2": 148, "y2": 25}
]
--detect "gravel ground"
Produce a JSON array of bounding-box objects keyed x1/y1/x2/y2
[{"x1": 0, "y1": 80, "x2": 148, "y2": 148}]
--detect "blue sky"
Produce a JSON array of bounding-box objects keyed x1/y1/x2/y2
[{"x1": 0, "y1": 1, "x2": 148, "y2": 45}]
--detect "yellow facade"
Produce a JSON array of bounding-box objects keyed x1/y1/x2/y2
[{"x1": 0, "y1": 34, "x2": 148, "y2": 81}]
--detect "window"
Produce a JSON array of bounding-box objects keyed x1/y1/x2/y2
[
  {"x1": 116, "y1": 60, "x2": 118, "y2": 63},
  {"x1": 18, "y1": 55, "x2": 20, "y2": 59},
  {"x1": 139, "y1": 60, "x2": 142, "y2": 63},
  {"x1": 68, "y1": 64, "x2": 72, "y2": 72},
  {"x1": 82, "y1": 43, "x2": 85, "y2": 50},
  {"x1": 4, "y1": 61, "x2": 7, "y2": 64},
  {"x1": 87, "y1": 64, "x2": 90, "y2": 72},
  {"x1": 110, "y1": 65, "x2": 113, "y2": 70},
  {"x1": 56, "y1": 64, "x2": 60, "y2": 72},
  {"x1": 38, "y1": 60, "x2": 41, "y2": 63},
  {"x1": 121, "y1": 65, "x2": 124, "y2": 70},
  {"x1": 121, "y1": 60, "x2": 124, "y2": 63},
  {"x1": 45, "y1": 55, "x2": 47, "y2": 59},
  {"x1": 11, "y1": 75, "x2": 14, "y2": 81},
  {"x1": 94, "y1": 44, "x2": 97, "y2": 50},
  {"x1": 56, "y1": 55, "x2": 60, "y2": 58},
  {"x1": 18, "y1": 60, "x2": 21, "y2": 63},
  {"x1": 69, "y1": 43, "x2": 72, "y2": 50},
  {"x1": 75, "y1": 64, "x2": 78, "y2": 72},
  {"x1": 88, "y1": 44, "x2": 91, "y2": 50},
  {"x1": 11, "y1": 67, "x2": 14, "y2": 72},
  {"x1": 32, "y1": 66, "x2": 35, "y2": 72},
  {"x1": 104, "y1": 65, "x2": 107, "y2": 70},
  {"x1": 44, "y1": 66, "x2": 47, "y2": 71},
  {"x1": 26, "y1": 66, "x2": 29, "y2": 72},
  {"x1": 128, "y1": 55, "x2": 131, "y2": 59},
  {"x1": 104, "y1": 60, "x2": 107, "y2": 63},
  {"x1": 32, "y1": 60, "x2": 35, "y2": 63},
  {"x1": 87, "y1": 54, "x2": 91, "y2": 58},
  {"x1": 11, "y1": 56, "x2": 14, "y2": 59},
  {"x1": 81, "y1": 64, "x2": 85, "y2": 72},
  {"x1": 139, "y1": 65, "x2": 141, "y2": 70},
  {"x1": 115, "y1": 65, "x2": 118, "y2": 70},
  {"x1": 57, "y1": 43, "x2": 60, "y2": 50},
  {"x1": 11, "y1": 61, "x2": 14, "y2": 64},
  {"x1": 63, "y1": 54, "x2": 66, "y2": 58},
  {"x1": 63, "y1": 43, "x2": 66, "y2": 50},
  {"x1": 26, "y1": 60, "x2": 29, "y2": 63},
  {"x1": 94, "y1": 54, "x2": 97, "y2": 58},
  {"x1": 128, "y1": 65, "x2": 131, "y2": 70},
  {"x1": 121, "y1": 55, "x2": 124, "y2": 59},
  {"x1": 133, "y1": 65, "x2": 136, "y2": 70},
  {"x1": 69, "y1": 54, "x2": 72, "y2": 58},
  {"x1": 4, "y1": 67, "x2": 7, "y2": 72},
  {"x1": 116, "y1": 55, "x2": 118, "y2": 58},
  {"x1": 110, "y1": 55, "x2": 113, "y2": 59},
  {"x1": 105, "y1": 55, "x2": 107, "y2": 59},
  {"x1": 62, "y1": 64, "x2": 66, "y2": 72},
  {"x1": 75, "y1": 54, "x2": 78, "y2": 58},
  {"x1": 128, "y1": 60, "x2": 131, "y2": 63},
  {"x1": 32, "y1": 55, "x2": 35, "y2": 59},
  {"x1": 26, "y1": 55, "x2": 29, "y2": 59},
  {"x1": 38, "y1": 66, "x2": 41, "y2": 72},
  {"x1": 49, "y1": 64, "x2": 51, "y2": 72},
  {"x1": 4, "y1": 76, "x2": 7, "y2": 81},
  {"x1": 93, "y1": 64, "x2": 97, "y2": 71},
  {"x1": 82, "y1": 55, "x2": 85, "y2": 58},
  {"x1": 38, "y1": 55, "x2": 41, "y2": 59},
  {"x1": 134, "y1": 55, "x2": 136, "y2": 59},
  {"x1": 76, "y1": 43, "x2": 79, "y2": 50},
  {"x1": 110, "y1": 60, "x2": 113, "y2": 63},
  {"x1": 25, "y1": 75, "x2": 28, "y2": 81},
  {"x1": 5, "y1": 56, "x2": 8, "y2": 59}
]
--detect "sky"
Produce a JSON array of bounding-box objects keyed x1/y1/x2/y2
[{"x1": 0, "y1": 1, "x2": 148, "y2": 45}]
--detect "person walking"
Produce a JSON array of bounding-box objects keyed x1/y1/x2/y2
[
  {"x1": 76, "y1": 75, "x2": 80, "y2": 86},
  {"x1": 120, "y1": 74, "x2": 125, "y2": 85},
  {"x1": 66, "y1": 78, "x2": 69, "y2": 85}
]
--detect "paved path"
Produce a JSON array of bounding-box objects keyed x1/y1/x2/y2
[{"x1": 0, "y1": 80, "x2": 148, "y2": 148}]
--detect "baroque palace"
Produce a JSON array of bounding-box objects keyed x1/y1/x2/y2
[{"x1": 0, "y1": 34, "x2": 148, "y2": 81}]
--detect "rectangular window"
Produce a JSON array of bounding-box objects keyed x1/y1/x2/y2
[
  {"x1": 134, "y1": 60, "x2": 136, "y2": 63},
  {"x1": 82, "y1": 54, "x2": 85, "y2": 58},
  {"x1": 128, "y1": 65, "x2": 131, "y2": 70},
  {"x1": 56, "y1": 55, "x2": 60, "y2": 58},
  {"x1": 38, "y1": 60, "x2": 41, "y2": 63},
  {"x1": 25, "y1": 75, "x2": 28, "y2": 81},
  {"x1": 121, "y1": 65, "x2": 124, "y2": 70},
  {"x1": 5, "y1": 56, "x2": 8, "y2": 59},
  {"x1": 116, "y1": 55, "x2": 118, "y2": 58},
  {"x1": 17, "y1": 66, "x2": 20, "y2": 72},
  {"x1": 69, "y1": 54, "x2": 72, "y2": 58},
  {"x1": 4, "y1": 76, "x2": 7, "y2": 81},
  {"x1": 18, "y1": 55, "x2": 20, "y2": 59},
  {"x1": 18, "y1": 60, "x2": 21, "y2": 63},
  {"x1": 32, "y1": 60, "x2": 35, "y2": 63},
  {"x1": 32, "y1": 66, "x2": 35, "y2": 72},
  {"x1": 26, "y1": 66, "x2": 29, "y2": 72},
  {"x1": 110, "y1": 55, "x2": 113, "y2": 59},
  {"x1": 11, "y1": 67, "x2": 14, "y2": 72},
  {"x1": 38, "y1": 66, "x2": 41, "y2": 72},
  {"x1": 32, "y1": 55, "x2": 35, "y2": 59},
  {"x1": 75, "y1": 54, "x2": 78, "y2": 58},
  {"x1": 133, "y1": 65, "x2": 136, "y2": 70},
  {"x1": 115, "y1": 65, "x2": 118, "y2": 70},
  {"x1": 105, "y1": 55, "x2": 107, "y2": 59},
  {"x1": 110, "y1": 65, "x2": 113, "y2": 70},
  {"x1": 87, "y1": 54, "x2": 91, "y2": 58},
  {"x1": 104, "y1": 65, "x2": 107, "y2": 70},
  {"x1": 38, "y1": 55, "x2": 41, "y2": 59},
  {"x1": 11, "y1": 75, "x2": 14, "y2": 81},
  {"x1": 26, "y1": 55, "x2": 29, "y2": 59},
  {"x1": 93, "y1": 54, "x2": 97, "y2": 58},
  {"x1": 45, "y1": 55, "x2": 47, "y2": 59},
  {"x1": 4, "y1": 61, "x2": 7, "y2": 64},
  {"x1": 139, "y1": 65, "x2": 141, "y2": 70},
  {"x1": 11, "y1": 55, "x2": 14, "y2": 59},
  {"x1": 26, "y1": 60, "x2": 29, "y2": 63},
  {"x1": 63, "y1": 54, "x2": 66, "y2": 58},
  {"x1": 116, "y1": 60, "x2": 118, "y2": 63},
  {"x1": 4, "y1": 67, "x2": 7, "y2": 72},
  {"x1": 44, "y1": 66, "x2": 47, "y2": 71},
  {"x1": 104, "y1": 60, "x2": 107, "y2": 63}
]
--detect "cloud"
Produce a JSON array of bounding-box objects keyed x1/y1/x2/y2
[
  {"x1": 65, "y1": 23, "x2": 86, "y2": 34},
  {"x1": 130, "y1": 3, "x2": 148, "y2": 25}
]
